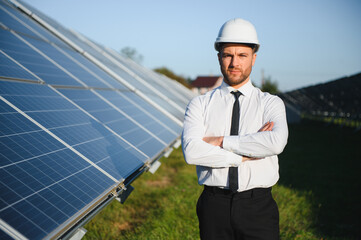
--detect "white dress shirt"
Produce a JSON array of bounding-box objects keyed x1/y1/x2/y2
[{"x1": 182, "y1": 80, "x2": 288, "y2": 191}]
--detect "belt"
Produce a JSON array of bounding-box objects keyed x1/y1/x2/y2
[{"x1": 204, "y1": 185, "x2": 271, "y2": 198}]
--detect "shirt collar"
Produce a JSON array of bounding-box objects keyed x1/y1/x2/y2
[{"x1": 220, "y1": 79, "x2": 254, "y2": 98}]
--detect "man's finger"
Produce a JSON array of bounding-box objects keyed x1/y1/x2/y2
[
  {"x1": 259, "y1": 122, "x2": 271, "y2": 132},
  {"x1": 260, "y1": 121, "x2": 274, "y2": 132},
  {"x1": 266, "y1": 122, "x2": 274, "y2": 131},
  {"x1": 264, "y1": 122, "x2": 274, "y2": 131},
  {"x1": 258, "y1": 122, "x2": 268, "y2": 131},
  {"x1": 242, "y1": 156, "x2": 261, "y2": 162}
]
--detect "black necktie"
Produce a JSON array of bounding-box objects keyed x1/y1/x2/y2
[{"x1": 229, "y1": 91, "x2": 242, "y2": 192}]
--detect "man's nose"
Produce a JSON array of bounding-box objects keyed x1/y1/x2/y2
[{"x1": 230, "y1": 56, "x2": 240, "y2": 67}]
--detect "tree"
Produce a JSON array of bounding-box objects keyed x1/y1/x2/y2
[
  {"x1": 261, "y1": 76, "x2": 279, "y2": 94},
  {"x1": 120, "y1": 47, "x2": 143, "y2": 64},
  {"x1": 154, "y1": 67, "x2": 192, "y2": 89}
]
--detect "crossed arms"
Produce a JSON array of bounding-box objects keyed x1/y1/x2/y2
[
  {"x1": 181, "y1": 96, "x2": 288, "y2": 168},
  {"x1": 203, "y1": 121, "x2": 274, "y2": 161}
]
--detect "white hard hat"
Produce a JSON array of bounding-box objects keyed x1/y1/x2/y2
[{"x1": 215, "y1": 18, "x2": 260, "y2": 52}]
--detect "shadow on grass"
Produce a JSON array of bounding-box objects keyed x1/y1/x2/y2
[{"x1": 278, "y1": 121, "x2": 361, "y2": 239}]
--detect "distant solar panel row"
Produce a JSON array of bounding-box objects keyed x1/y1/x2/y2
[{"x1": 0, "y1": 0, "x2": 193, "y2": 239}]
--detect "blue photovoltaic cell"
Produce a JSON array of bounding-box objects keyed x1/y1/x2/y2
[
  {"x1": 146, "y1": 92, "x2": 185, "y2": 121},
  {"x1": 0, "y1": 28, "x2": 83, "y2": 86},
  {"x1": 0, "y1": 80, "x2": 147, "y2": 180},
  {"x1": 1, "y1": 2, "x2": 128, "y2": 89},
  {"x1": 84, "y1": 41, "x2": 189, "y2": 113},
  {"x1": 0, "y1": 2, "x2": 35, "y2": 37},
  {"x1": 60, "y1": 47, "x2": 128, "y2": 90},
  {"x1": 96, "y1": 89, "x2": 179, "y2": 143},
  {"x1": 0, "y1": 0, "x2": 70, "y2": 50},
  {"x1": 0, "y1": 97, "x2": 116, "y2": 240},
  {"x1": 108, "y1": 50, "x2": 190, "y2": 107},
  {"x1": 121, "y1": 91, "x2": 183, "y2": 133},
  {"x1": 23, "y1": 35, "x2": 111, "y2": 88},
  {"x1": 0, "y1": 52, "x2": 39, "y2": 81},
  {"x1": 81, "y1": 49, "x2": 185, "y2": 120},
  {"x1": 59, "y1": 88, "x2": 167, "y2": 159},
  {"x1": 14, "y1": 0, "x2": 85, "y2": 49},
  {"x1": 4, "y1": 0, "x2": 127, "y2": 89},
  {"x1": 142, "y1": 68, "x2": 192, "y2": 106}
]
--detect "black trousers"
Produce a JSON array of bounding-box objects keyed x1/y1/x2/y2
[{"x1": 197, "y1": 186, "x2": 279, "y2": 240}]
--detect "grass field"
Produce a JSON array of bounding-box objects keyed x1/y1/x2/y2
[{"x1": 83, "y1": 122, "x2": 361, "y2": 239}]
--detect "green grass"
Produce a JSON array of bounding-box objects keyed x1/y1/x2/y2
[
  {"x1": 83, "y1": 122, "x2": 360, "y2": 239},
  {"x1": 278, "y1": 121, "x2": 361, "y2": 239}
]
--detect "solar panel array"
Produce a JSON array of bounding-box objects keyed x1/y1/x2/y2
[{"x1": 0, "y1": 0, "x2": 194, "y2": 239}]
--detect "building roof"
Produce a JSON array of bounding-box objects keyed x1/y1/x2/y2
[{"x1": 191, "y1": 76, "x2": 222, "y2": 88}]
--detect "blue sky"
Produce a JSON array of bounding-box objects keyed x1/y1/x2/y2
[{"x1": 22, "y1": 0, "x2": 361, "y2": 91}]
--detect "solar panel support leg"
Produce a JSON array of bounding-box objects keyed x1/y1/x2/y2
[
  {"x1": 116, "y1": 185, "x2": 134, "y2": 204},
  {"x1": 173, "y1": 139, "x2": 181, "y2": 149},
  {"x1": 148, "y1": 160, "x2": 161, "y2": 174},
  {"x1": 164, "y1": 148, "x2": 173, "y2": 158},
  {"x1": 67, "y1": 227, "x2": 87, "y2": 240}
]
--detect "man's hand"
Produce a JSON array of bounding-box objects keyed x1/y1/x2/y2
[
  {"x1": 242, "y1": 156, "x2": 261, "y2": 161},
  {"x1": 258, "y1": 121, "x2": 274, "y2": 132},
  {"x1": 203, "y1": 136, "x2": 224, "y2": 147},
  {"x1": 243, "y1": 121, "x2": 274, "y2": 161},
  {"x1": 203, "y1": 122, "x2": 274, "y2": 161}
]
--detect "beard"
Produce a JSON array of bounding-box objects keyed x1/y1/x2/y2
[{"x1": 222, "y1": 64, "x2": 253, "y2": 87}]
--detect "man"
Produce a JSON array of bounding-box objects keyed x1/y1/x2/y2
[{"x1": 182, "y1": 18, "x2": 288, "y2": 240}]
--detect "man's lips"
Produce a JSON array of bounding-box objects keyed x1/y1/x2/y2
[{"x1": 229, "y1": 70, "x2": 242, "y2": 74}]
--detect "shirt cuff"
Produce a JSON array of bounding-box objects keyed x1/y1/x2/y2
[
  {"x1": 224, "y1": 143, "x2": 243, "y2": 166},
  {"x1": 223, "y1": 135, "x2": 239, "y2": 153}
]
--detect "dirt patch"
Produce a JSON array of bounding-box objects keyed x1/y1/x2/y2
[
  {"x1": 113, "y1": 221, "x2": 131, "y2": 231},
  {"x1": 146, "y1": 176, "x2": 171, "y2": 188}
]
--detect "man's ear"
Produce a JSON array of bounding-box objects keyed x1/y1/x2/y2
[
  {"x1": 217, "y1": 52, "x2": 221, "y2": 64},
  {"x1": 252, "y1": 53, "x2": 257, "y2": 66}
]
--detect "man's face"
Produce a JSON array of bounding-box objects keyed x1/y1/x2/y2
[{"x1": 218, "y1": 44, "x2": 257, "y2": 89}]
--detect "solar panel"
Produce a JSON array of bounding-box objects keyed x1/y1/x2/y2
[
  {"x1": 9, "y1": 0, "x2": 189, "y2": 122},
  {"x1": 1, "y1": 81, "x2": 148, "y2": 179},
  {"x1": 95, "y1": 39, "x2": 196, "y2": 105},
  {"x1": 0, "y1": 51, "x2": 39, "y2": 81},
  {"x1": 0, "y1": 92, "x2": 117, "y2": 239},
  {"x1": 106, "y1": 47, "x2": 192, "y2": 107},
  {"x1": 72, "y1": 34, "x2": 188, "y2": 120},
  {"x1": 0, "y1": 0, "x2": 70, "y2": 50},
  {"x1": 95, "y1": 89, "x2": 180, "y2": 143},
  {"x1": 57, "y1": 88, "x2": 167, "y2": 159},
  {"x1": 120, "y1": 90, "x2": 183, "y2": 133},
  {"x1": 0, "y1": 28, "x2": 82, "y2": 86},
  {"x1": 0, "y1": 0, "x2": 194, "y2": 238},
  {"x1": 58, "y1": 47, "x2": 128, "y2": 90}
]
